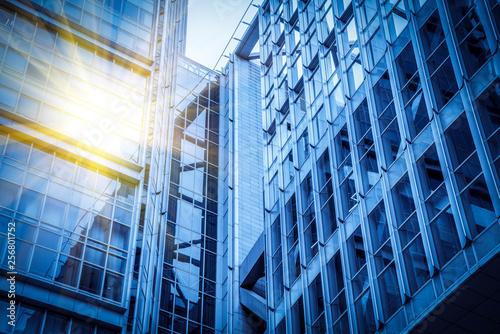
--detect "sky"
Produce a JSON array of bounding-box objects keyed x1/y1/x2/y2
[{"x1": 184, "y1": 0, "x2": 255, "y2": 69}]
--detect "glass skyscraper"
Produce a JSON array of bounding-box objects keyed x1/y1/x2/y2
[
  {"x1": 2, "y1": 0, "x2": 500, "y2": 333},
  {"x1": 258, "y1": 0, "x2": 500, "y2": 333},
  {"x1": 0, "y1": 0, "x2": 266, "y2": 333},
  {"x1": 0, "y1": 0, "x2": 161, "y2": 331}
]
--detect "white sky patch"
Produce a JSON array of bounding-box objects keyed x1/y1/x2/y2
[{"x1": 185, "y1": 0, "x2": 254, "y2": 69}]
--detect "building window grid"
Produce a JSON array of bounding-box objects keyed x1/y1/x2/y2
[
  {"x1": 156, "y1": 61, "x2": 223, "y2": 332},
  {"x1": 0, "y1": 8, "x2": 146, "y2": 163},
  {"x1": 0, "y1": 297, "x2": 118, "y2": 334},
  {"x1": 384, "y1": 6, "x2": 465, "y2": 279},
  {"x1": 264, "y1": 0, "x2": 498, "y2": 333},
  {"x1": 0, "y1": 134, "x2": 134, "y2": 304}
]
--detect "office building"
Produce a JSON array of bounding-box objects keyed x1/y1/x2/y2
[
  {"x1": 3, "y1": 0, "x2": 500, "y2": 333},
  {"x1": 0, "y1": 0, "x2": 164, "y2": 331},
  {"x1": 0, "y1": 0, "x2": 268, "y2": 332},
  {"x1": 258, "y1": 0, "x2": 500, "y2": 333},
  {"x1": 0, "y1": 0, "x2": 264, "y2": 333}
]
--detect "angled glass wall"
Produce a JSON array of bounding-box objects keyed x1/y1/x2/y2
[
  {"x1": 259, "y1": 0, "x2": 500, "y2": 333},
  {"x1": 156, "y1": 55, "x2": 227, "y2": 334}
]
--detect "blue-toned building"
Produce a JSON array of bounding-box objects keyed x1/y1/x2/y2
[
  {"x1": 257, "y1": 0, "x2": 500, "y2": 333},
  {"x1": 0, "y1": 0, "x2": 166, "y2": 331},
  {"x1": 0, "y1": 0, "x2": 267, "y2": 333},
  {"x1": 3, "y1": 0, "x2": 500, "y2": 333}
]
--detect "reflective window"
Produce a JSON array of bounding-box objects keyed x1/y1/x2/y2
[
  {"x1": 444, "y1": 112, "x2": 475, "y2": 167},
  {"x1": 391, "y1": 174, "x2": 416, "y2": 226},
  {"x1": 416, "y1": 145, "x2": 444, "y2": 198},
  {"x1": 0, "y1": 135, "x2": 133, "y2": 302},
  {"x1": 309, "y1": 274, "x2": 325, "y2": 325},
  {"x1": 291, "y1": 296, "x2": 305, "y2": 334},
  {"x1": 0, "y1": 298, "x2": 117, "y2": 334},
  {"x1": 476, "y1": 81, "x2": 500, "y2": 178},
  {"x1": 368, "y1": 201, "x2": 389, "y2": 252},
  {"x1": 429, "y1": 206, "x2": 461, "y2": 266},
  {"x1": 405, "y1": 92, "x2": 429, "y2": 140},
  {"x1": 449, "y1": 2, "x2": 492, "y2": 78},
  {"x1": 403, "y1": 236, "x2": 429, "y2": 295},
  {"x1": 354, "y1": 289, "x2": 376, "y2": 333},
  {"x1": 42, "y1": 313, "x2": 70, "y2": 334},
  {"x1": 347, "y1": 227, "x2": 366, "y2": 276},
  {"x1": 430, "y1": 58, "x2": 458, "y2": 110},
  {"x1": 377, "y1": 264, "x2": 401, "y2": 321},
  {"x1": 317, "y1": 150, "x2": 336, "y2": 241},
  {"x1": 297, "y1": 128, "x2": 310, "y2": 167},
  {"x1": 385, "y1": 0, "x2": 408, "y2": 42},
  {"x1": 444, "y1": 112, "x2": 496, "y2": 236}
]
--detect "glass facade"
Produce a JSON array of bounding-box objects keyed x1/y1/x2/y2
[
  {"x1": 0, "y1": 0, "x2": 173, "y2": 332},
  {"x1": 0, "y1": 5, "x2": 147, "y2": 162},
  {"x1": 0, "y1": 0, "x2": 261, "y2": 331},
  {"x1": 0, "y1": 298, "x2": 117, "y2": 334},
  {"x1": 157, "y1": 55, "x2": 226, "y2": 334},
  {"x1": 28, "y1": 0, "x2": 155, "y2": 57},
  {"x1": 259, "y1": 0, "x2": 500, "y2": 333},
  {"x1": 0, "y1": 135, "x2": 134, "y2": 301},
  {"x1": 3, "y1": 0, "x2": 500, "y2": 333}
]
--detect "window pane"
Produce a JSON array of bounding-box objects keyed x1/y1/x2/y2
[
  {"x1": 80, "y1": 264, "x2": 103, "y2": 294},
  {"x1": 354, "y1": 290, "x2": 376, "y2": 333},
  {"x1": 419, "y1": 11, "x2": 445, "y2": 57},
  {"x1": 381, "y1": 119, "x2": 402, "y2": 166},
  {"x1": 271, "y1": 215, "x2": 281, "y2": 255},
  {"x1": 37, "y1": 229, "x2": 60, "y2": 250},
  {"x1": 55, "y1": 256, "x2": 81, "y2": 287},
  {"x1": 405, "y1": 92, "x2": 429, "y2": 139},
  {"x1": 300, "y1": 173, "x2": 313, "y2": 212},
  {"x1": 291, "y1": 297, "x2": 305, "y2": 334},
  {"x1": 42, "y1": 313, "x2": 70, "y2": 334},
  {"x1": 309, "y1": 275, "x2": 324, "y2": 322},
  {"x1": 378, "y1": 264, "x2": 401, "y2": 321},
  {"x1": 18, "y1": 189, "x2": 43, "y2": 219},
  {"x1": 327, "y1": 252, "x2": 344, "y2": 301},
  {"x1": 461, "y1": 175, "x2": 496, "y2": 234},
  {"x1": 0, "y1": 179, "x2": 20, "y2": 210},
  {"x1": 395, "y1": 43, "x2": 417, "y2": 88},
  {"x1": 391, "y1": 174, "x2": 415, "y2": 226},
  {"x1": 5, "y1": 48, "x2": 27, "y2": 72},
  {"x1": 71, "y1": 319, "x2": 94, "y2": 334},
  {"x1": 444, "y1": 112, "x2": 475, "y2": 167},
  {"x1": 85, "y1": 246, "x2": 106, "y2": 266},
  {"x1": 347, "y1": 227, "x2": 365, "y2": 275},
  {"x1": 416, "y1": 145, "x2": 443, "y2": 197},
  {"x1": 399, "y1": 213, "x2": 420, "y2": 248},
  {"x1": 321, "y1": 196, "x2": 336, "y2": 241},
  {"x1": 373, "y1": 72, "x2": 393, "y2": 114},
  {"x1": 10, "y1": 240, "x2": 32, "y2": 272},
  {"x1": 476, "y1": 81, "x2": 500, "y2": 139},
  {"x1": 430, "y1": 58, "x2": 458, "y2": 109},
  {"x1": 30, "y1": 246, "x2": 57, "y2": 279},
  {"x1": 459, "y1": 24, "x2": 491, "y2": 78},
  {"x1": 317, "y1": 150, "x2": 331, "y2": 190},
  {"x1": 5, "y1": 139, "x2": 30, "y2": 163},
  {"x1": 41, "y1": 197, "x2": 67, "y2": 228},
  {"x1": 110, "y1": 222, "x2": 130, "y2": 250},
  {"x1": 368, "y1": 201, "x2": 389, "y2": 251},
  {"x1": 288, "y1": 242, "x2": 300, "y2": 283},
  {"x1": 13, "y1": 304, "x2": 44, "y2": 333},
  {"x1": 430, "y1": 207, "x2": 460, "y2": 266},
  {"x1": 103, "y1": 273, "x2": 123, "y2": 302},
  {"x1": 403, "y1": 236, "x2": 430, "y2": 295},
  {"x1": 273, "y1": 263, "x2": 284, "y2": 304},
  {"x1": 88, "y1": 215, "x2": 111, "y2": 243}
]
